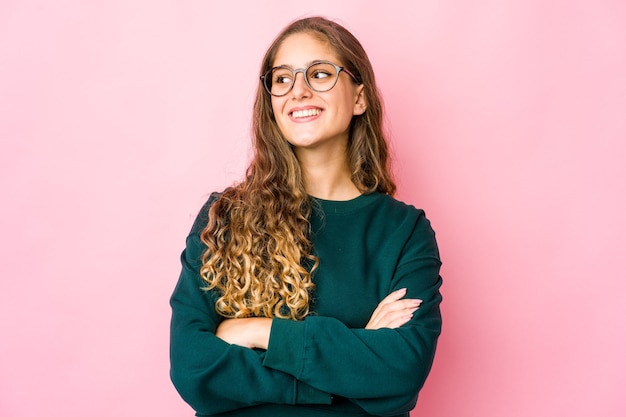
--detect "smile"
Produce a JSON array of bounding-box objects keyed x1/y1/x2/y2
[{"x1": 290, "y1": 108, "x2": 322, "y2": 119}]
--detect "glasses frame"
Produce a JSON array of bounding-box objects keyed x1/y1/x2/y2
[{"x1": 260, "y1": 60, "x2": 362, "y2": 97}]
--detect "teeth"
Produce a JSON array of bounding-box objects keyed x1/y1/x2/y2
[{"x1": 292, "y1": 109, "x2": 321, "y2": 118}]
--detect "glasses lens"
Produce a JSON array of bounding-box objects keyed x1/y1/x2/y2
[
  {"x1": 306, "y1": 63, "x2": 338, "y2": 92},
  {"x1": 266, "y1": 67, "x2": 293, "y2": 96}
]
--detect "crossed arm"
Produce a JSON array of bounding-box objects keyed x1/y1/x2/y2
[{"x1": 216, "y1": 287, "x2": 422, "y2": 349}]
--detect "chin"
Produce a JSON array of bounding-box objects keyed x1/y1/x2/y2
[{"x1": 286, "y1": 136, "x2": 321, "y2": 148}]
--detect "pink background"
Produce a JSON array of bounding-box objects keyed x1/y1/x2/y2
[{"x1": 1, "y1": 1, "x2": 625, "y2": 416}]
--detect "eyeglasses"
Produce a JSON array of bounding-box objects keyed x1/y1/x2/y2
[{"x1": 260, "y1": 60, "x2": 361, "y2": 97}]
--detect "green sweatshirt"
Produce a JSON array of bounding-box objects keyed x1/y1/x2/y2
[{"x1": 170, "y1": 192, "x2": 443, "y2": 417}]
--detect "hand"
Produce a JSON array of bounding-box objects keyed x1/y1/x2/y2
[
  {"x1": 215, "y1": 317, "x2": 272, "y2": 350},
  {"x1": 365, "y1": 288, "x2": 422, "y2": 330}
]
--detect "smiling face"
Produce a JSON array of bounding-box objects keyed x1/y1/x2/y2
[{"x1": 270, "y1": 32, "x2": 366, "y2": 154}]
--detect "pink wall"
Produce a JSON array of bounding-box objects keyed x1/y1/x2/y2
[{"x1": 1, "y1": 1, "x2": 625, "y2": 416}]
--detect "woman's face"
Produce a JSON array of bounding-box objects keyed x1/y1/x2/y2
[{"x1": 269, "y1": 32, "x2": 366, "y2": 154}]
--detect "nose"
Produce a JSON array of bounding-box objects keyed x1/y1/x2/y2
[{"x1": 290, "y1": 70, "x2": 311, "y2": 99}]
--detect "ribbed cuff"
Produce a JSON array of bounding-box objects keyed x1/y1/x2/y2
[
  {"x1": 263, "y1": 319, "x2": 332, "y2": 405},
  {"x1": 263, "y1": 318, "x2": 306, "y2": 376},
  {"x1": 295, "y1": 380, "x2": 333, "y2": 405}
]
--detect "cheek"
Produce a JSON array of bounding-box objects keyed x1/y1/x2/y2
[
  {"x1": 335, "y1": 87, "x2": 359, "y2": 114},
  {"x1": 270, "y1": 100, "x2": 285, "y2": 127},
  {"x1": 270, "y1": 97, "x2": 282, "y2": 116},
  {"x1": 270, "y1": 98, "x2": 288, "y2": 133}
]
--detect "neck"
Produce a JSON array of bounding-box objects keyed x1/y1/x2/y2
[{"x1": 296, "y1": 148, "x2": 360, "y2": 201}]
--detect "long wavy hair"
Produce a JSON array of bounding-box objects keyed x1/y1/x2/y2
[{"x1": 200, "y1": 16, "x2": 396, "y2": 320}]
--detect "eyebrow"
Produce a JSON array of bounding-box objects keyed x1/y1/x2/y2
[{"x1": 273, "y1": 59, "x2": 328, "y2": 69}]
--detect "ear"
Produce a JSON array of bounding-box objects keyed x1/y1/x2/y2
[{"x1": 352, "y1": 84, "x2": 367, "y2": 116}]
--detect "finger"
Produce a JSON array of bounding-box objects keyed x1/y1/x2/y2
[
  {"x1": 385, "y1": 313, "x2": 415, "y2": 329},
  {"x1": 368, "y1": 289, "x2": 410, "y2": 320},
  {"x1": 367, "y1": 313, "x2": 411, "y2": 330},
  {"x1": 382, "y1": 308, "x2": 418, "y2": 329},
  {"x1": 366, "y1": 305, "x2": 421, "y2": 329},
  {"x1": 374, "y1": 299, "x2": 422, "y2": 318},
  {"x1": 378, "y1": 288, "x2": 408, "y2": 305},
  {"x1": 368, "y1": 299, "x2": 421, "y2": 327}
]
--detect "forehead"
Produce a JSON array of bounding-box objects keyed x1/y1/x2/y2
[{"x1": 272, "y1": 32, "x2": 340, "y2": 68}]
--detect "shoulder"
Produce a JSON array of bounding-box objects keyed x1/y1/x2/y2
[
  {"x1": 374, "y1": 194, "x2": 438, "y2": 244},
  {"x1": 371, "y1": 193, "x2": 427, "y2": 222},
  {"x1": 380, "y1": 193, "x2": 422, "y2": 211},
  {"x1": 188, "y1": 191, "x2": 223, "y2": 235}
]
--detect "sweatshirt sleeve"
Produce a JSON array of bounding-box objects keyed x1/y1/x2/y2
[
  {"x1": 262, "y1": 212, "x2": 443, "y2": 416},
  {"x1": 169, "y1": 197, "x2": 332, "y2": 415}
]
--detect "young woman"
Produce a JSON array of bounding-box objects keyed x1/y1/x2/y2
[{"x1": 170, "y1": 16, "x2": 443, "y2": 417}]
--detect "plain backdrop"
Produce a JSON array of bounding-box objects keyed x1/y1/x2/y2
[{"x1": 1, "y1": 1, "x2": 625, "y2": 416}]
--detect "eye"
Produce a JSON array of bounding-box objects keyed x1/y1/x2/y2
[
  {"x1": 310, "y1": 69, "x2": 332, "y2": 80},
  {"x1": 275, "y1": 75, "x2": 291, "y2": 84},
  {"x1": 272, "y1": 68, "x2": 293, "y2": 85}
]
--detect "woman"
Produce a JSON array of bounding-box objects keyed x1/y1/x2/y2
[{"x1": 170, "y1": 16, "x2": 442, "y2": 417}]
